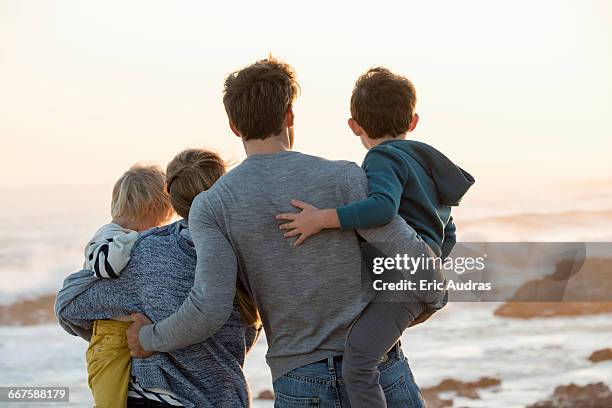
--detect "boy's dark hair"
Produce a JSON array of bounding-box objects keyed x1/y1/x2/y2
[
  {"x1": 350, "y1": 67, "x2": 417, "y2": 139},
  {"x1": 223, "y1": 57, "x2": 300, "y2": 140}
]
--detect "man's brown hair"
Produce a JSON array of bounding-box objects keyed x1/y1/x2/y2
[
  {"x1": 165, "y1": 148, "x2": 226, "y2": 220},
  {"x1": 223, "y1": 57, "x2": 299, "y2": 140},
  {"x1": 350, "y1": 67, "x2": 417, "y2": 139}
]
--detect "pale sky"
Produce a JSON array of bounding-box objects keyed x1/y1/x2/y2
[{"x1": 1, "y1": 0, "x2": 611, "y2": 189}]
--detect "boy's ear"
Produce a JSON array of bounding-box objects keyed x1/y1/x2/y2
[
  {"x1": 229, "y1": 121, "x2": 241, "y2": 138},
  {"x1": 408, "y1": 113, "x2": 420, "y2": 132},
  {"x1": 285, "y1": 105, "x2": 294, "y2": 128},
  {"x1": 347, "y1": 118, "x2": 363, "y2": 136}
]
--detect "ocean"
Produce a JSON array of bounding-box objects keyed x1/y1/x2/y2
[{"x1": 1, "y1": 180, "x2": 611, "y2": 407}]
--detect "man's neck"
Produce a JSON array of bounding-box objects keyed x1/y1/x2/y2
[{"x1": 243, "y1": 128, "x2": 293, "y2": 157}]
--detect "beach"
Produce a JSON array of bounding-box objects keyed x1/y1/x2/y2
[
  {"x1": 2, "y1": 0, "x2": 612, "y2": 405},
  {"x1": 1, "y1": 180, "x2": 611, "y2": 407}
]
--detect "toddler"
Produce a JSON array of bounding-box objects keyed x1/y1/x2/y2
[{"x1": 84, "y1": 164, "x2": 173, "y2": 408}]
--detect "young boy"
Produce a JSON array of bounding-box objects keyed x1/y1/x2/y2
[
  {"x1": 276, "y1": 67, "x2": 474, "y2": 407},
  {"x1": 84, "y1": 164, "x2": 173, "y2": 408}
]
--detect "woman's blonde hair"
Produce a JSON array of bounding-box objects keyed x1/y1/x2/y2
[
  {"x1": 166, "y1": 148, "x2": 261, "y2": 328},
  {"x1": 111, "y1": 164, "x2": 174, "y2": 225}
]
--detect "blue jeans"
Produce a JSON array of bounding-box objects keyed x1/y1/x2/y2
[{"x1": 272, "y1": 346, "x2": 426, "y2": 408}]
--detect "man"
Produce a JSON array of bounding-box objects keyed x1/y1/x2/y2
[{"x1": 128, "y1": 57, "x2": 437, "y2": 407}]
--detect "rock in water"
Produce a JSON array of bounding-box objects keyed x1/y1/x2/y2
[
  {"x1": 0, "y1": 294, "x2": 57, "y2": 325},
  {"x1": 495, "y1": 258, "x2": 612, "y2": 319},
  {"x1": 588, "y1": 348, "x2": 612, "y2": 363},
  {"x1": 421, "y1": 389, "x2": 453, "y2": 408},
  {"x1": 527, "y1": 382, "x2": 612, "y2": 408},
  {"x1": 495, "y1": 301, "x2": 612, "y2": 319},
  {"x1": 422, "y1": 376, "x2": 501, "y2": 406},
  {"x1": 256, "y1": 390, "x2": 274, "y2": 400}
]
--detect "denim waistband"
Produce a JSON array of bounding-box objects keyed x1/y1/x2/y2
[
  {"x1": 316, "y1": 342, "x2": 404, "y2": 366},
  {"x1": 278, "y1": 342, "x2": 405, "y2": 387}
]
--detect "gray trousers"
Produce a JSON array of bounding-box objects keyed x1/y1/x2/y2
[{"x1": 342, "y1": 300, "x2": 425, "y2": 408}]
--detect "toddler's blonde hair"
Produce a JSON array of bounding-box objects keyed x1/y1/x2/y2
[{"x1": 111, "y1": 164, "x2": 174, "y2": 225}]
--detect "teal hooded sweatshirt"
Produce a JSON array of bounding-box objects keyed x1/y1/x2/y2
[{"x1": 337, "y1": 139, "x2": 475, "y2": 259}]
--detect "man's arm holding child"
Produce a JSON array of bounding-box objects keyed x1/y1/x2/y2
[{"x1": 129, "y1": 193, "x2": 238, "y2": 356}]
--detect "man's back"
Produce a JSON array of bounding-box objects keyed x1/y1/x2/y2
[
  {"x1": 205, "y1": 151, "x2": 370, "y2": 379},
  {"x1": 138, "y1": 150, "x2": 423, "y2": 381}
]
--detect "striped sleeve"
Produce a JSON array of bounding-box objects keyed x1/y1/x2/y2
[
  {"x1": 84, "y1": 228, "x2": 139, "y2": 279},
  {"x1": 87, "y1": 239, "x2": 119, "y2": 278},
  {"x1": 128, "y1": 378, "x2": 184, "y2": 406}
]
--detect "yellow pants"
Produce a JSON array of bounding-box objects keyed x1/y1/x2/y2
[{"x1": 86, "y1": 320, "x2": 131, "y2": 408}]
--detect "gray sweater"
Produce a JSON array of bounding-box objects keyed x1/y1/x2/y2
[
  {"x1": 56, "y1": 221, "x2": 259, "y2": 407},
  {"x1": 140, "y1": 151, "x2": 443, "y2": 380}
]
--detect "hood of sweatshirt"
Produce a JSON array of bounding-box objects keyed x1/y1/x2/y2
[{"x1": 385, "y1": 140, "x2": 475, "y2": 206}]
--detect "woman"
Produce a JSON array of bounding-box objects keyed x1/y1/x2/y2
[{"x1": 56, "y1": 149, "x2": 260, "y2": 407}]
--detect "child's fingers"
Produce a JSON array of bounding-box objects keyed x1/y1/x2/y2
[
  {"x1": 294, "y1": 234, "x2": 307, "y2": 246},
  {"x1": 279, "y1": 222, "x2": 296, "y2": 230},
  {"x1": 284, "y1": 229, "x2": 301, "y2": 238},
  {"x1": 291, "y1": 199, "x2": 313, "y2": 210},
  {"x1": 276, "y1": 213, "x2": 298, "y2": 221}
]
